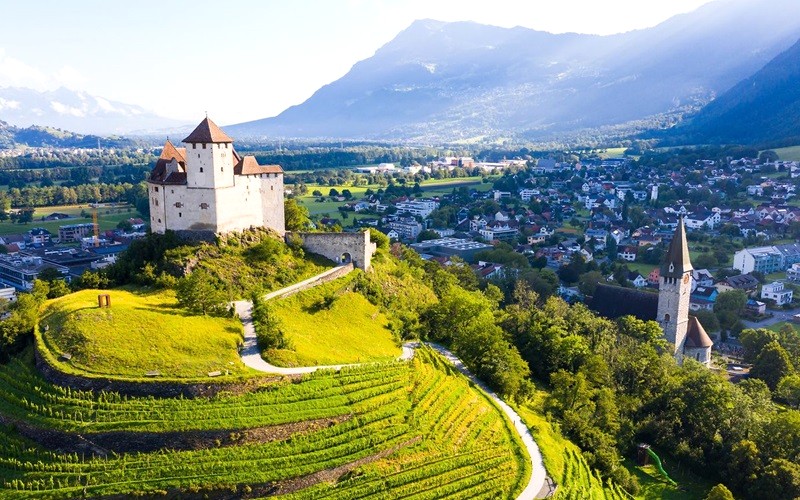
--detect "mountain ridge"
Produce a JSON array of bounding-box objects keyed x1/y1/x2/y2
[{"x1": 228, "y1": 0, "x2": 800, "y2": 142}]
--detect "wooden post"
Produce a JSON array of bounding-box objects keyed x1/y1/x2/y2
[{"x1": 98, "y1": 294, "x2": 111, "y2": 308}]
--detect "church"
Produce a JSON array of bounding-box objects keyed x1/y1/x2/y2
[
  {"x1": 591, "y1": 219, "x2": 713, "y2": 366},
  {"x1": 147, "y1": 117, "x2": 285, "y2": 237}
]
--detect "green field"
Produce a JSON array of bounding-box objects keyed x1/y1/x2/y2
[
  {"x1": 0, "y1": 347, "x2": 529, "y2": 498},
  {"x1": 38, "y1": 288, "x2": 247, "y2": 379},
  {"x1": 266, "y1": 275, "x2": 401, "y2": 366},
  {"x1": 0, "y1": 203, "x2": 140, "y2": 237},
  {"x1": 774, "y1": 145, "x2": 800, "y2": 161},
  {"x1": 294, "y1": 176, "x2": 492, "y2": 218}
]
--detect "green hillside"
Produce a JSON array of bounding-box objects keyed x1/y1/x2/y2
[
  {"x1": 266, "y1": 274, "x2": 401, "y2": 367},
  {"x1": 38, "y1": 288, "x2": 247, "y2": 379},
  {"x1": 0, "y1": 347, "x2": 529, "y2": 498}
]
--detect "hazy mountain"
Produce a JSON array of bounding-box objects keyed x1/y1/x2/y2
[
  {"x1": 0, "y1": 120, "x2": 135, "y2": 149},
  {"x1": 228, "y1": 0, "x2": 800, "y2": 141},
  {"x1": 667, "y1": 38, "x2": 800, "y2": 145},
  {"x1": 0, "y1": 87, "x2": 185, "y2": 135}
]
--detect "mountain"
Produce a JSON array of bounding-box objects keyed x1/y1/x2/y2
[
  {"x1": 0, "y1": 119, "x2": 135, "y2": 149},
  {"x1": 0, "y1": 87, "x2": 185, "y2": 135},
  {"x1": 667, "y1": 38, "x2": 800, "y2": 145},
  {"x1": 228, "y1": 0, "x2": 800, "y2": 141}
]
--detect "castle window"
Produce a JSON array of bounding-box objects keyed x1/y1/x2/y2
[
  {"x1": 158, "y1": 218, "x2": 161, "y2": 223},
  {"x1": 200, "y1": 203, "x2": 209, "y2": 210},
  {"x1": 174, "y1": 202, "x2": 183, "y2": 208},
  {"x1": 664, "y1": 314, "x2": 671, "y2": 323},
  {"x1": 179, "y1": 212, "x2": 182, "y2": 218},
  {"x1": 200, "y1": 167, "x2": 204, "y2": 173},
  {"x1": 202, "y1": 144, "x2": 206, "y2": 149},
  {"x1": 192, "y1": 144, "x2": 196, "y2": 149},
  {"x1": 271, "y1": 186, "x2": 274, "y2": 191},
  {"x1": 221, "y1": 167, "x2": 224, "y2": 172},
  {"x1": 171, "y1": 189, "x2": 174, "y2": 194},
  {"x1": 154, "y1": 186, "x2": 159, "y2": 192}
]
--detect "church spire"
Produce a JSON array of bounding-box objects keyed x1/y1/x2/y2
[{"x1": 660, "y1": 217, "x2": 692, "y2": 279}]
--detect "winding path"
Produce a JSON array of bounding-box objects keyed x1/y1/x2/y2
[{"x1": 234, "y1": 267, "x2": 547, "y2": 499}]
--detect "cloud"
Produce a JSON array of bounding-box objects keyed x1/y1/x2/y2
[{"x1": 0, "y1": 48, "x2": 88, "y2": 90}]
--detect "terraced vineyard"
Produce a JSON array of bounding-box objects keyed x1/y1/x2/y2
[{"x1": 0, "y1": 348, "x2": 529, "y2": 498}]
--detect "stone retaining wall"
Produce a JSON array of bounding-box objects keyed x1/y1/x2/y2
[{"x1": 263, "y1": 263, "x2": 354, "y2": 301}]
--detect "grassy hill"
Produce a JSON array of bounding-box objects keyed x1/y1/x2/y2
[
  {"x1": 0, "y1": 347, "x2": 529, "y2": 498},
  {"x1": 38, "y1": 288, "x2": 247, "y2": 379},
  {"x1": 265, "y1": 274, "x2": 401, "y2": 367}
]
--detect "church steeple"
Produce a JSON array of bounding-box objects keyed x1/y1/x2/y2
[{"x1": 660, "y1": 217, "x2": 693, "y2": 280}]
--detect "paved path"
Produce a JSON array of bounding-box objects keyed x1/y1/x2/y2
[{"x1": 234, "y1": 267, "x2": 547, "y2": 499}]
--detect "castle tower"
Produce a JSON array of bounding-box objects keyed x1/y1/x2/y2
[
  {"x1": 182, "y1": 117, "x2": 235, "y2": 189},
  {"x1": 657, "y1": 218, "x2": 693, "y2": 364}
]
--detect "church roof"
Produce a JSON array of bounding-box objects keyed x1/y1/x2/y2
[
  {"x1": 234, "y1": 155, "x2": 283, "y2": 175},
  {"x1": 660, "y1": 218, "x2": 693, "y2": 279},
  {"x1": 589, "y1": 284, "x2": 658, "y2": 322},
  {"x1": 686, "y1": 316, "x2": 713, "y2": 348},
  {"x1": 182, "y1": 117, "x2": 233, "y2": 143}
]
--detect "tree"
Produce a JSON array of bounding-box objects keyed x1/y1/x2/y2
[
  {"x1": 776, "y1": 374, "x2": 800, "y2": 408},
  {"x1": 368, "y1": 228, "x2": 389, "y2": 250},
  {"x1": 740, "y1": 328, "x2": 779, "y2": 363},
  {"x1": 692, "y1": 310, "x2": 720, "y2": 333},
  {"x1": 251, "y1": 294, "x2": 290, "y2": 350},
  {"x1": 117, "y1": 219, "x2": 133, "y2": 232},
  {"x1": 714, "y1": 290, "x2": 747, "y2": 333},
  {"x1": 175, "y1": 268, "x2": 228, "y2": 316},
  {"x1": 755, "y1": 459, "x2": 800, "y2": 500},
  {"x1": 578, "y1": 271, "x2": 604, "y2": 297},
  {"x1": 284, "y1": 198, "x2": 312, "y2": 231},
  {"x1": 750, "y1": 341, "x2": 794, "y2": 389},
  {"x1": 705, "y1": 484, "x2": 734, "y2": 500},
  {"x1": 416, "y1": 229, "x2": 439, "y2": 242},
  {"x1": 328, "y1": 188, "x2": 339, "y2": 197},
  {"x1": 341, "y1": 189, "x2": 353, "y2": 200}
]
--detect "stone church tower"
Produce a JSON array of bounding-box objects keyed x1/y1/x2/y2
[{"x1": 657, "y1": 218, "x2": 694, "y2": 364}]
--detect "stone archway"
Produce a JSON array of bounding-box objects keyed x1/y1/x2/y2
[{"x1": 340, "y1": 252, "x2": 352, "y2": 264}]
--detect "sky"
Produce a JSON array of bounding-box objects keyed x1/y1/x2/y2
[{"x1": 0, "y1": 0, "x2": 717, "y2": 125}]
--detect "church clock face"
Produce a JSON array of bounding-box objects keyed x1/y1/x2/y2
[{"x1": 683, "y1": 274, "x2": 690, "y2": 284}]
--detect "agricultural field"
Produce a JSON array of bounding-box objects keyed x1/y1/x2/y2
[
  {"x1": 293, "y1": 176, "x2": 493, "y2": 218},
  {"x1": 0, "y1": 203, "x2": 142, "y2": 236},
  {"x1": 266, "y1": 274, "x2": 401, "y2": 367},
  {"x1": 0, "y1": 347, "x2": 529, "y2": 498},
  {"x1": 0, "y1": 203, "x2": 140, "y2": 237},
  {"x1": 774, "y1": 145, "x2": 800, "y2": 161},
  {"x1": 38, "y1": 288, "x2": 247, "y2": 379}
]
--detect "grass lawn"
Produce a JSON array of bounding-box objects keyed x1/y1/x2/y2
[
  {"x1": 626, "y1": 261, "x2": 658, "y2": 276},
  {"x1": 765, "y1": 271, "x2": 787, "y2": 282},
  {"x1": 266, "y1": 275, "x2": 400, "y2": 366},
  {"x1": 773, "y1": 145, "x2": 800, "y2": 161},
  {"x1": 1, "y1": 203, "x2": 140, "y2": 237},
  {"x1": 625, "y1": 450, "x2": 716, "y2": 499},
  {"x1": 768, "y1": 321, "x2": 797, "y2": 333},
  {"x1": 38, "y1": 288, "x2": 247, "y2": 379}
]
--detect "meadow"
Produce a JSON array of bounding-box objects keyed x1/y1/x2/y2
[
  {"x1": 38, "y1": 288, "x2": 247, "y2": 379},
  {"x1": 265, "y1": 274, "x2": 401, "y2": 367},
  {"x1": 0, "y1": 203, "x2": 140, "y2": 237}
]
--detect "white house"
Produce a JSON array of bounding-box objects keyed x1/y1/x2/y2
[{"x1": 762, "y1": 281, "x2": 793, "y2": 306}]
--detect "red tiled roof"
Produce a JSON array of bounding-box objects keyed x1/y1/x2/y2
[
  {"x1": 150, "y1": 140, "x2": 187, "y2": 183},
  {"x1": 159, "y1": 140, "x2": 186, "y2": 162},
  {"x1": 234, "y1": 155, "x2": 283, "y2": 175},
  {"x1": 182, "y1": 117, "x2": 233, "y2": 143},
  {"x1": 686, "y1": 316, "x2": 713, "y2": 348}
]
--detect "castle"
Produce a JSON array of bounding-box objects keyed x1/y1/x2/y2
[
  {"x1": 591, "y1": 219, "x2": 713, "y2": 366},
  {"x1": 148, "y1": 117, "x2": 285, "y2": 237}
]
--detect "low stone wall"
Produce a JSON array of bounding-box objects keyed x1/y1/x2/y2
[
  {"x1": 264, "y1": 263, "x2": 354, "y2": 301},
  {"x1": 34, "y1": 347, "x2": 294, "y2": 398}
]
